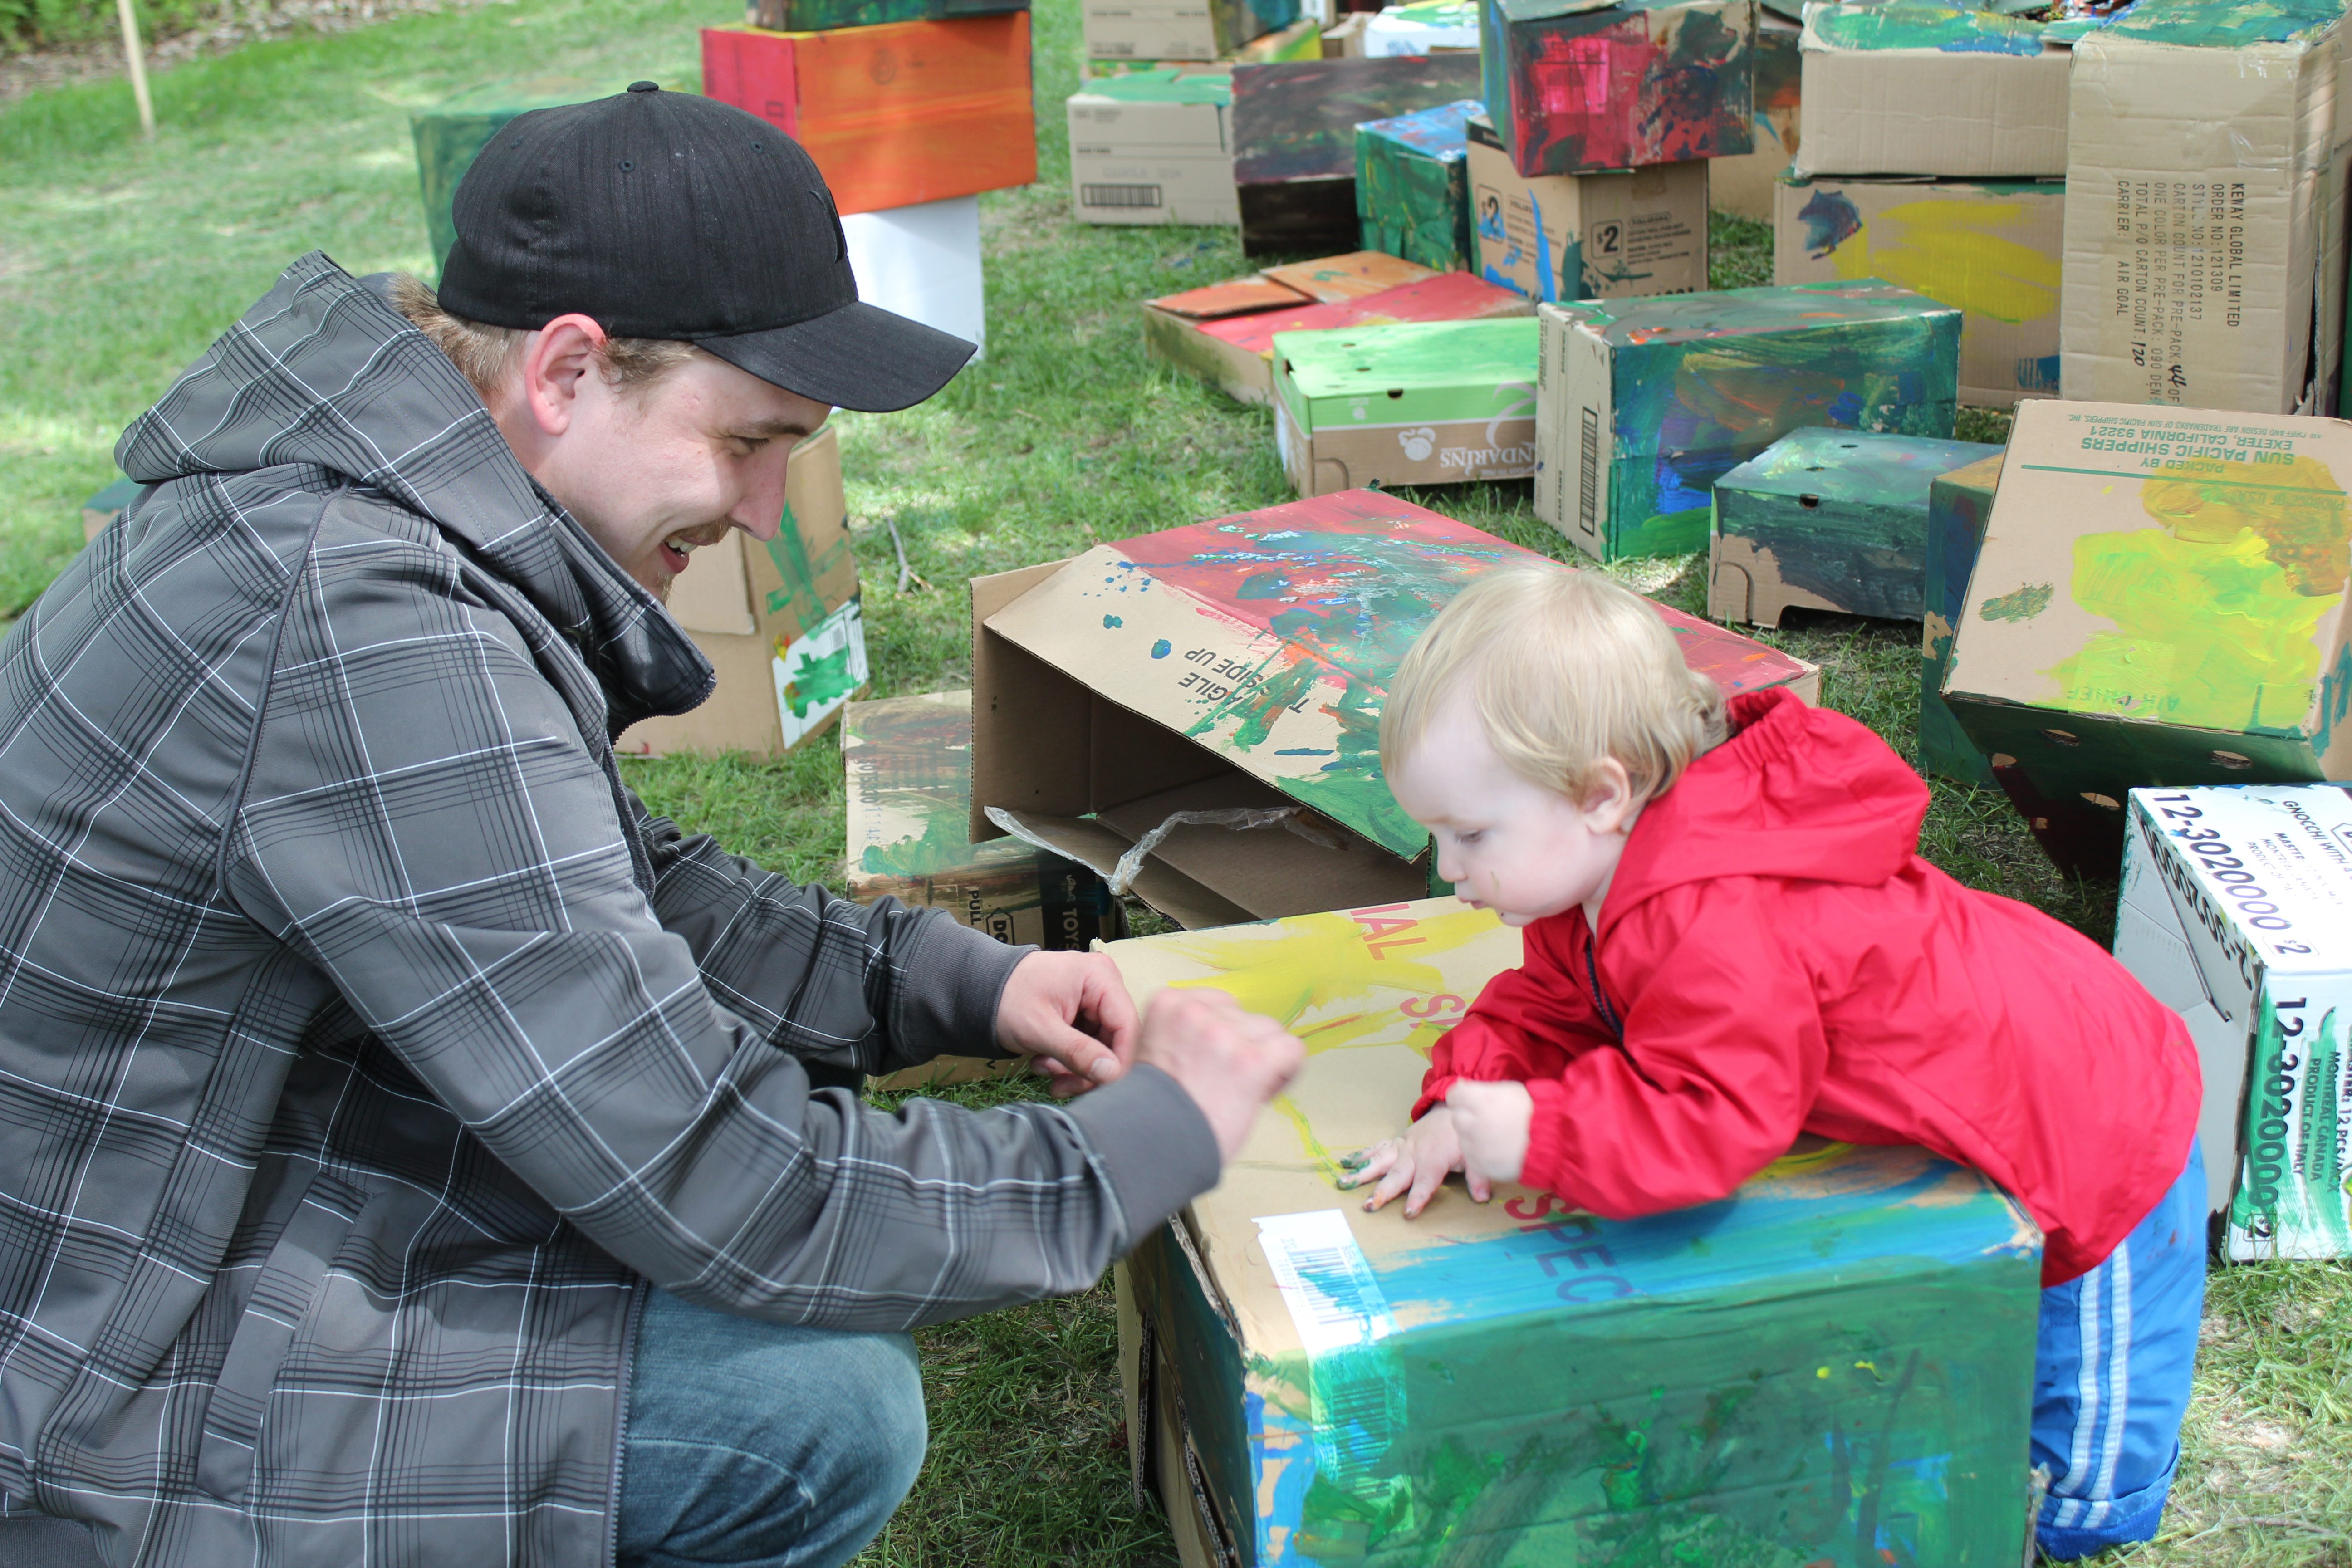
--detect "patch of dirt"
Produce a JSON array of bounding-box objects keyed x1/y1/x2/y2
[{"x1": 1, "y1": 0, "x2": 509, "y2": 105}]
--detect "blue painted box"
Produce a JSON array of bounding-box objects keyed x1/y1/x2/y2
[{"x1": 1114, "y1": 900, "x2": 2041, "y2": 1568}]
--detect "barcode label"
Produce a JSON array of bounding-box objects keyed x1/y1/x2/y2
[
  {"x1": 1082, "y1": 183, "x2": 1163, "y2": 210},
  {"x1": 1254, "y1": 1209, "x2": 1395, "y2": 1355},
  {"x1": 1578, "y1": 405, "x2": 1601, "y2": 540}
]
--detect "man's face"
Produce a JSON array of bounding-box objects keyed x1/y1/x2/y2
[{"x1": 534, "y1": 350, "x2": 833, "y2": 601}]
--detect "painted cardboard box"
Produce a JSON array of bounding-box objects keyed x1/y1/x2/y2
[
  {"x1": 1478, "y1": 0, "x2": 1755, "y2": 179},
  {"x1": 1793, "y1": 5, "x2": 2069, "y2": 181},
  {"x1": 1230, "y1": 54, "x2": 1484, "y2": 255},
  {"x1": 1354, "y1": 99, "x2": 1480, "y2": 273},
  {"x1": 968, "y1": 490, "x2": 1818, "y2": 929},
  {"x1": 1272, "y1": 318, "x2": 1539, "y2": 494},
  {"x1": 1083, "y1": 0, "x2": 1301, "y2": 60},
  {"x1": 747, "y1": 0, "x2": 1022, "y2": 29},
  {"x1": 1365, "y1": 0, "x2": 1480, "y2": 53},
  {"x1": 1921, "y1": 452, "x2": 2004, "y2": 789},
  {"x1": 2114, "y1": 784, "x2": 2352, "y2": 1255},
  {"x1": 1707, "y1": 427, "x2": 2002, "y2": 627},
  {"x1": 844, "y1": 690, "x2": 1125, "y2": 1091},
  {"x1": 1774, "y1": 174, "x2": 2064, "y2": 410},
  {"x1": 1068, "y1": 69, "x2": 1239, "y2": 227},
  {"x1": 1111, "y1": 897, "x2": 2042, "y2": 1568},
  {"x1": 1534, "y1": 281, "x2": 1963, "y2": 562},
  {"x1": 1941, "y1": 399, "x2": 2352, "y2": 880},
  {"x1": 2060, "y1": 3, "x2": 2351, "y2": 416},
  {"x1": 700, "y1": 14, "x2": 1035, "y2": 216},
  {"x1": 616, "y1": 425, "x2": 867, "y2": 757},
  {"x1": 1707, "y1": 6, "x2": 1800, "y2": 223},
  {"x1": 412, "y1": 77, "x2": 628, "y2": 273},
  {"x1": 1467, "y1": 113, "x2": 1708, "y2": 303}
]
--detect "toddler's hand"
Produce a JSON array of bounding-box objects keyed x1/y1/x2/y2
[
  {"x1": 1447, "y1": 1079, "x2": 1534, "y2": 1186},
  {"x1": 1339, "y1": 1104, "x2": 1491, "y2": 1218}
]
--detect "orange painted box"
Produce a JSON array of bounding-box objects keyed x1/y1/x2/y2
[{"x1": 701, "y1": 13, "x2": 1037, "y2": 215}]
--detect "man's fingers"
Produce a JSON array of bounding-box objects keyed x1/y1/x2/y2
[
  {"x1": 1035, "y1": 1023, "x2": 1119, "y2": 1086},
  {"x1": 1082, "y1": 958, "x2": 1142, "y2": 1065}
]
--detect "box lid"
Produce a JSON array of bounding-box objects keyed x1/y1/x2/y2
[
  {"x1": 1717, "y1": 428, "x2": 2005, "y2": 508},
  {"x1": 1549, "y1": 279, "x2": 1959, "y2": 348},
  {"x1": 1272, "y1": 316, "x2": 1538, "y2": 426},
  {"x1": 1075, "y1": 64, "x2": 1235, "y2": 102},
  {"x1": 2102, "y1": 0, "x2": 2343, "y2": 46},
  {"x1": 1196, "y1": 270, "x2": 1532, "y2": 354},
  {"x1": 1801, "y1": 2, "x2": 2055, "y2": 56},
  {"x1": 1260, "y1": 250, "x2": 1437, "y2": 302},
  {"x1": 1355, "y1": 97, "x2": 1480, "y2": 160},
  {"x1": 981, "y1": 491, "x2": 1817, "y2": 862},
  {"x1": 1944, "y1": 399, "x2": 2352, "y2": 751},
  {"x1": 2124, "y1": 784, "x2": 2352, "y2": 977},
  {"x1": 1147, "y1": 275, "x2": 1318, "y2": 319}
]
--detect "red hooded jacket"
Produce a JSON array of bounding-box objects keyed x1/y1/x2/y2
[{"x1": 1414, "y1": 689, "x2": 2200, "y2": 1286}]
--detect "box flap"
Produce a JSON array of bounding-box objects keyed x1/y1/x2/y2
[
  {"x1": 1273, "y1": 316, "x2": 1539, "y2": 403},
  {"x1": 1147, "y1": 274, "x2": 1318, "y2": 319},
  {"x1": 1717, "y1": 428, "x2": 2006, "y2": 506},
  {"x1": 1259, "y1": 250, "x2": 1439, "y2": 301}
]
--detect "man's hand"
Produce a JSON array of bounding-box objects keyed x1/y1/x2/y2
[
  {"x1": 1343, "y1": 1103, "x2": 1484, "y2": 1219},
  {"x1": 1134, "y1": 987, "x2": 1305, "y2": 1161},
  {"x1": 995, "y1": 951, "x2": 1140, "y2": 1098},
  {"x1": 1446, "y1": 1079, "x2": 1533, "y2": 1186}
]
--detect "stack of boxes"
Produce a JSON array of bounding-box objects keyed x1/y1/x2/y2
[{"x1": 701, "y1": 0, "x2": 1038, "y2": 354}]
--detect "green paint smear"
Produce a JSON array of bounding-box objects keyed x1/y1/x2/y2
[
  {"x1": 1811, "y1": 2, "x2": 2048, "y2": 54},
  {"x1": 1080, "y1": 65, "x2": 1235, "y2": 104},
  {"x1": 2107, "y1": 0, "x2": 2343, "y2": 47},
  {"x1": 2232, "y1": 997, "x2": 2350, "y2": 1252},
  {"x1": 1980, "y1": 583, "x2": 2052, "y2": 622},
  {"x1": 1356, "y1": 112, "x2": 1474, "y2": 274},
  {"x1": 782, "y1": 646, "x2": 858, "y2": 718}
]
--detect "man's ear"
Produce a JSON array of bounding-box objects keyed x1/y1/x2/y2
[{"x1": 514, "y1": 314, "x2": 611, "y2": 438}]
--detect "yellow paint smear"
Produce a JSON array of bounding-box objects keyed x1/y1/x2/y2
[{"x1": 1829, "y1": 200, "x2": 2058, "y2": 324}]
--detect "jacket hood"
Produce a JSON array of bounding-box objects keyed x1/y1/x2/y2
[
  {"x1": 115, "y1": 251, "x2": 713, "y2": 732},
  {"x1": 1602, "y1": 688, "x2": 1929, "y2": 930}
]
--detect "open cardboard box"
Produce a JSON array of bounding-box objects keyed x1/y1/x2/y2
[{"x1": 970, "y1": 490, "x2": 1818, "y2": 929}]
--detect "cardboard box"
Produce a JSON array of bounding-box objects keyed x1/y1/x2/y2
[
  {"x1": 1146, "y1": 270, "x2": 1533, "y2": 403},
  {"x1": 80, "y1": 475, "x2": 140, "y2": 544},
  {"x1": 1319, "y1": 6, "x2": 1368, "y2": 54},
  {"x1": 1271, "y1": 317, "x2": 1539, "y2": 493},
  {"x1": 616, "y1": 426, "x2": 867, "y2": 757},
  {"x1": 747, "y1": 0, "x2": 1023, "y2": 29},
  {"x1": 1708, "y1": 7, "x2": 1801, "y2": 223},
  {"x1": 1479, "y1": 0, "x2": 1755, "y2": 179},
  {"x1": 1362, "y1": 0, "x2": 1480, "y2": 54},
  {"x1": 1707, "y1": 426, "x2": 2003, "y2": 626},
  {"x1": 1353, "y1": 99, "x2": 1479, "y2": 272},
  {"x1": 411, "y1": 77, "x2": 624, "y2": 274},
  {"x1": 700, "y1": 14, "x2": 1035, "y2": 216},
  {"x1": 1774, "y1": 174, "x2": 2064, "y2": 409},
  {"x1": 1793, "y1": 4, "x2": 2068, "y2": 181},
  {"x1": 841, "y1": 195, "x2": 986, "y2": 356},
  {"x1": 1230, "y1": 54, "x2": 1484, "y2": 254},
  {"x1": 1068, "y1": 69, "x2": 1239, "y2": 227},
  {"x1": 1467, "y1": 113, "x2": 1708, "y2": 302},
  {"x1": 1232, "y1": 15, "x2": 1321, "y2": 60},
  {"x1": 969, "y1": 490, "x2": 1818, "y2": 928},
  {"x1": 1083, "y1": 0, "x2": 1300, "y2": 60},
  {"x1": 844, "y1": 690, "x2": 1124, "y2": 1091},
  {"x1": 2114, "y1": 784, "x2": 2352, "y2": 1250},
  {"x1": 2059, "y1": 8, "x2": 2352, "y2": 415},
  {"x1": 1941, "y1": 399, "x2": 2352, "y2": 879},
  {"x1": 1535, "y1": 281, "x2": 1963, "y2": 562},
  {"x1": 1921, "y1": 451, "x2": 2004, "y2": 788},
  {"x1": 1110, "y1": 898, "x2": 2041, "y2": 1568}
]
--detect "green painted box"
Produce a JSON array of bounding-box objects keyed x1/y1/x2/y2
[
  {"x1": 1943, "y1": 398, "x2": 2352, "y2": 879},
  {"x1": 748, "y1": 0, "x2": 1024, "y2": 30},
  {"x1": 1271, "y1": 316, "x2": 1538, "y2": 495},
  {"x1": 1354, "y1": 99, "x2": 1479, "y2": 274},
  {"x1": 1114, "y1": 902, "x2": 2042, "y2": 1568},
  {"x1": 1922, "y1": 452, "x2": 2004, "y2": 789},
  {"x1": 1535, "y1": 280, "x2": 1962, "y2": 562},
  {"x1": 412, "y1": 78, "x2": 630, "y2": 274},
  {"x1": 1708, "y1": 427, "x2": 2001, "y2": 627}
]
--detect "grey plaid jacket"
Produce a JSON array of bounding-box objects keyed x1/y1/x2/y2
[{"x1": 0, "y1": 253, "x2": 1217, "y2": 1566}]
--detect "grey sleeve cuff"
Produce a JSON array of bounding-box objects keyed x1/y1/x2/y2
[
  {"x1": 888, "y1": 914, "x2": 1034, "y2": 1062},
  {"x1": 1062, "y1": 1062, "x2": 1223, "y2": 1249}
]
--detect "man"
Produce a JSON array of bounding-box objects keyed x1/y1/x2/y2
[{"x1": 0, "y1": 85, "x2": 1302, "y2": 1566}]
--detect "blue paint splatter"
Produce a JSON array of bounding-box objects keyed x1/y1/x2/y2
[
  {"x1": 1274, "y1": 748, "x2": 1335, "y2": 756},
  {"x1": 1150, "y1": 638, "x2": 1173, "y2": 659},
  {"x1": 1103, "y1": 614, "x2": 1123, "y2": 629},
  {"x1": 1237, "y1": 570, "x2": 1289, "y2": 600},
  {"x1": 1798, "y1": 189, "x2": 1865, "y2": 260}
]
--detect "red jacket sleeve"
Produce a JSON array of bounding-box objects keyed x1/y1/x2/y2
[
  {"x1": 1519, "y1": 881, "x2": 1828, "y2": 1218},
  {"x1": 1412, "y1": 913, "x2": 1617, "y2": 1120}
]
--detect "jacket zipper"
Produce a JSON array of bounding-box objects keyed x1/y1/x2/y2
[
  {"x1": 603, "y1": 1277, "x2": 649, "y2": 1568},
  {"x1": 1583, "y1": 932, "x2": 1625, "y2": 1042}
]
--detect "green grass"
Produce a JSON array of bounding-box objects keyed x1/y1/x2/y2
[{"x1": 4, "y1": 3, "x2": 2346, "y2": 1563}]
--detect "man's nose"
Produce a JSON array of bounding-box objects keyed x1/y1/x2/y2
[{"x1": 732, "y1": 452, "x2": 791, "y2": 542}]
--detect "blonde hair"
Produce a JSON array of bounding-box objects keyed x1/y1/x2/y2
[
  {"x1": 1381, "y1": 565, "x2": 1728, "y2": 806},
  {"x1": 388, "y1": 274, "x2": 699, "y2": 401}
]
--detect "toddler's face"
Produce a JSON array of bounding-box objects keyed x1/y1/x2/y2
[{"x1": 1389, "y1": 704, "x2": 1635, "y2": 929}]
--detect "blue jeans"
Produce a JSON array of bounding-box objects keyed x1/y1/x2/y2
[
  {"x1": 617, "y1": 1289, "x2": 929, "y2": 1568},
  {"x1": 2033, "y1": 1137, "x2": 2207, "y2": 1561}
]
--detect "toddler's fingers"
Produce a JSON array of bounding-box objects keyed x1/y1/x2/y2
[
  {"x1": 1402, "y1": 1156, "x2": 1449, "y2": 1219},
  {"x1": 1362, "y1": 1157, "x2": 1416, "y2": 1213},
  {"x1": 1466, "y1": 1170, "x2": 1493, "y2": 1203},
  {"x1": 1339, "y1": 1142, "x2": 1397, "y2": 1189}
]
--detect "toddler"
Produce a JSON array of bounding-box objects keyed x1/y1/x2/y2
[{"x1": 1343, "y1": 565, "x2": 2205, "y2": 1561}]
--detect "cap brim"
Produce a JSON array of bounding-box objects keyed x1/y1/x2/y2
[{"x1": 695, "y1": 299, "x2": 976, "y2": 414}]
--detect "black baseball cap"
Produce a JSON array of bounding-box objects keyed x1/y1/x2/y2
[{"x1": 437, "y1": 82, "x2": 975, "y2": 413}]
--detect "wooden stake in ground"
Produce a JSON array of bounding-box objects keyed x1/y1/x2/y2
[{"x1": 114, "y1": 0, "x2": 155, "y2": 138}]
